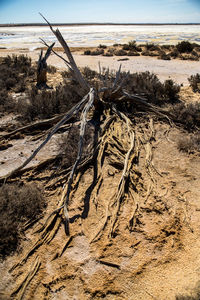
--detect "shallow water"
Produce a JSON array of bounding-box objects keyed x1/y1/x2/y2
[{"x1": 0, "y1": 24, "x2": 200, "y2": 50}]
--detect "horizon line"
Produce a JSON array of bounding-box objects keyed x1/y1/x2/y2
[{"x1": 1, "y1": 22, "x2": 200, "y2": 27}]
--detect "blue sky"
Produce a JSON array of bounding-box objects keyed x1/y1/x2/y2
[{"x1": 0, "y1": 0, "x2": 200, "y2": 24}]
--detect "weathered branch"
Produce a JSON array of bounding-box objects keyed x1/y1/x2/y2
[
  {"x1": 39, "y1": 38, "x2": 72, "y2": 70},
  {"x1": 40, "y1": 13, "x2": 90, "y2": 93},
  {"x1": 63, "y1": 88, "x2": 95, "y2": 227},
  {"x1": 1, "y1": 93, "x2": 90, "y2": 182},
  {"x1": 0, "y1": 113, "x2": 66, "y2": 140}
]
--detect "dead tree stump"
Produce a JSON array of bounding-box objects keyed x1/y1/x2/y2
[{"x1": 36, "y1": 42, "x2": 55, "y2": 88}]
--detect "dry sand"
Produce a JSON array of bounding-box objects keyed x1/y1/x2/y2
[
  {"x1": 1, "y1": 48, "x2": 200, "y2": 84},
  {"x1": 0, "y1": 48, "x2": 200, "y2": 300}
]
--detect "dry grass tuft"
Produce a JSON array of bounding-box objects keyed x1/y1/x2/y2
[
  {"x1": 0, "y1": 183, "x2": 45, "y2": 257},
  {"x1": 177, "y1": 134, "x2": 200, "y2": 154}
]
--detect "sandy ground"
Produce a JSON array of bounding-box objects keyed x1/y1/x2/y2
[
  {"x1": 1, "y1": 48, "x2": 200, "y2": 85},
  {"x1": 0, "y1": 48, "x2": 200, "y2": 300}
]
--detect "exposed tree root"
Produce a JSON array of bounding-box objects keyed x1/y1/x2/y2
[
  {"x1": 11, "y1": 256, "x2": 41, "y2": 300},
  {"x1": 0, "y1": 113, "x2": 66, "y2": 141},
  {"x1": 7, "y1": 18, "x2": 177, "y2": 296}
]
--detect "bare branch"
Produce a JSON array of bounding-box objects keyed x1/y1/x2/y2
[
  {"x1": 40, "y1": 13, "x2": 90, "y2": 93},
  {"x1": 39, "y1": 38, "x2": 72, "y2": 70},
  {"x1": 63, "y1": 88, "x2": 95, "y2": 227},
  {"x1": 1, "y1": 93, "x2": 90, "y2": 182}
]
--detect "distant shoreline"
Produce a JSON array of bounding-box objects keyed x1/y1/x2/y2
[{"x1": 0, "y1": 23, "x2": 200, "y2": 27}]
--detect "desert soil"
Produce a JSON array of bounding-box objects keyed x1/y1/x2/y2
[{"x1": 0, "y1": 51, "x2": 200, "y2": 300}]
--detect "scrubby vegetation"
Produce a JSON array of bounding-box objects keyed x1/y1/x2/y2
[
  {"x1": 16, "y1": 81, "x2": 81, "y2": 121},
  {"x1": 188, "y1": 73, "x2": 200, "y2": 92},
  {"x1": 176, "y1": 41, "x2": 194, "y2": 53},
  {"x1": 0, "y1": 183, "x2": 45, "y2": 257},
  {"x1": 122, "y1": 72, "x2": 180, "y2": 105},
  {"x1": 177, "y1": 134, "x2": 200, "y2": 154},
  {"x1": 169, "y1": 102, "x2": 200, "y2": 131},
  {"x1": 82, "y1": 40, "x2": 199, "y2": 61},
  {"x1": 0, "y1": 54, "x2": 35, "y2": 112}
]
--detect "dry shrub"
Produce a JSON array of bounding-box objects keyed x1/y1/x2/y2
[
  {"x1": 122, "y1": 40, "x2": 141, "y2": 52},
  {"x1": 114, "y1": 49, "x2": 127, "y2": 56},
  {"x1": 2, "y1": 54, "x2": 32, "y2": 74},
  {"x1": 180, "y1": 54, "x2": 199, "y2": 61},
  {"x1": 98, "y1": 44, "x2": 107, "y2": 49},
  {"x1": 127, "y1": 51, "x2": 140, "y2": 56},
  {"x1": 0, "y1": 89, "x2": 13, "y2": 112},
  {"x1": 188, "y1": 74, "x2": 200, "y2": 92},
  {"x1": 178, "y1": 134, "x2": 200, "y2": 153},
  {"x1": 90, "y1": 49, "x2": 104, "y2": 56},
  {"x1": 161, "y1": 44, "x2": 172, "y2": 50},
  {"x1": 123, "y1": 72, "x2": 180, "y2": 105},
  {"x1": 0, "y1": 54, "x2": 35, "y2": 112},
  {"x1": 145, "y1": 43, "x2": 160, "y2": 51},
  {"x1": 57, "y1": 126, "x2": 79, "y2": 168},
  {"x1": 0, "y1": 183, "x2": 45, "y2": 257},
  {"x1": 169, "y1": 48, "x2": 180, "y2": 59},
  {"x1": 84, "y1": 50, "x2": 91, "y2": 55},
  {"x1": 82, "y1": 66, "x2": 97, "y2": 80},
  {"x1": 158, "y1": 51, "x2": 171, "y2": 60},
  {"x1": 17, "y1": 80, "x2": 82, "y2": 121},
  {"x1": 169, "y1": 102, "x2": 200, "y2": 131},
  {"x1": 141, "y1": 50, "x2": 150, "y2": 56},
  {"x1": 176, "y1": 41, "x2": 194, "y2": 53},
  {"x1": 47, "y1": 65, "x2": 57, "y2": 74}
]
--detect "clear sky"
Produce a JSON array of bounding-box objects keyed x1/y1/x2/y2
[{"x1": 0, "y1": 0, "x2": 200, "y2": 24}]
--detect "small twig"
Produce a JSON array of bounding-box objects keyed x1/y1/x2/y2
[{"x1": 97, "y1": 259, "x2": 121, "y2": 270}]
